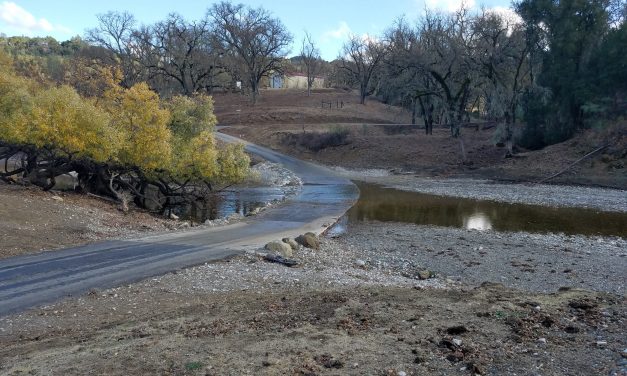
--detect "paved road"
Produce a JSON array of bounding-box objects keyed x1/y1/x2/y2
[{"x1": 0, "y1": 133, "x2": 359, "y2": 316}]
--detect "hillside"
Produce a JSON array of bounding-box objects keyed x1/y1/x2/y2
[{"x1": 216, "y1": 89, "x2": 627, "y2": 189}]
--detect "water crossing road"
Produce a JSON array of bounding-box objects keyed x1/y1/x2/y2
[{"x1": 0, "y1": 133, "x2": 359, "y2": 316}]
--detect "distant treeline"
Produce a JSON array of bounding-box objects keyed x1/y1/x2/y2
[{"x1": 2, "y1": 0, "x2": 626, "y2": 155}]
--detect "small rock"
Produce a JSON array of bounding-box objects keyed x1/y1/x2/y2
[
  {"x1": 398, "y1": 372, "x2": 407, "y2": 376},
  {"x1": 538, "y1": 338, "x2": 547, "y2": 344},
  {"x1": 453, "y1": 338, "x2": 463, "y2": 346},
  {"x1": 446, "y1": 351, "x2": 464, "y2": 362},
  {"x1": 169, "y1": 213, "x2": 179, "y2": 220},
  {"x1": 51, "y1": 195, "x2": 64, "y2": 202},
  {"x1": 282, "y1": 237, "x2": 299, "y2": 250},
  {"x1": 265, "y1": 241, "x2": 293, "y2": 258},
  {"x1": 596, "y1": 340, "x2": 608, "y2": 347},
  {"x1": 227, "y1": 213, "x2": 242, "y2": 221},
  {"x1": 295, "y1": 232, "x2": 320, "y2": 250},
  {"x1": 355, "y1": 259, "x2": 366, "y2": 267},
  {"x1": 247, "y1": 207, "x2": 261, "y2": 216},
  {"x1": 418, "y1": 270, "x2": 431, "y2": 280}
]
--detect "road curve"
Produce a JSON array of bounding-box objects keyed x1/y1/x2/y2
[{"x1": 0, "y1": 133, "x2": 359, "y2": 316}]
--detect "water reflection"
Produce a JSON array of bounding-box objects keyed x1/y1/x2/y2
[
  {"x1": 464, "y1": 212, "x2": 493, "y2": 230},
  {"x1": 176, "y1": 186, "x2": 288, "y2": 223},
  {"x1": 347, "y1": 182, "x2": 627, "y2": 237}
]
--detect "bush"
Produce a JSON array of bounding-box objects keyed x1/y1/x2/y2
[{"x1": 284, "y1": 127, "x2": 351, "y2": 152}]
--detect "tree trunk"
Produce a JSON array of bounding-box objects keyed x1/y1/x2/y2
[
  {"x1": 411, "y1": 98, "x2": 417, "y2": 126},
  {"x1": 459, "y1": 137, "x2": 468, "y2": 164},
  {"x1": 504, "y1": 111, "x2": 514, "y2": 158}
]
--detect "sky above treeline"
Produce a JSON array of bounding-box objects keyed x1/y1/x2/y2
[{"x1": 0, "y1": 0, "x2": 512, "y2": 60}]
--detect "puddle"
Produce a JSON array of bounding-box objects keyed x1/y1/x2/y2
[
  {"x1": 176, "y1": 186, "x2": 288, "y2": 222},
  {"x1": 345, "y1": 182, "x2": 627, "y2": 237}
]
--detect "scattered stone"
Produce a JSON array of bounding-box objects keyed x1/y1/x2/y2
[
  {"x1": 596, "y1": 341, "x2": 608, "y2": 347},
  {"x1": 169, "y1": 213, "x2": 179, "y2": 220},
  {"x1": 263, "y1": 254, "x2": 298, "y2": 267},
  {"x1": 467, "y1": 362, "x2": 485, "y2": 375},
  {"x1": 227, "y1": 213, "x2": 242, "y2": 221},
  {"x1": 295, "y1": 232, "x2": 320, "y2": 250},
  {"x1": 314, "y1": 354, "x2": 343, "y2": 369},
  {"x1": 51, "y1": 195, "x2": 63, "y2": 202},
  {"x1": 265, "y1": 241, "x2": 293, "y2": 258},
  {"x1": 452, "y1": 338, "x2": 463, "y2": 347},
  {"x1": 397, "y1": 371, "x2": 407, "y2": 376},
  {"x1": 446, "y1": 351, "x2": 464, "y2": 362},
  {"x1": 418, "y1": 270, "x2": 432, "y2": 280},
  {"x1": 538, "y1": 338, "x2": 547, "y2": 344},
  {"x1": 247, "y1": 207, "x2": 261, "y2": 217},
  {"x1": 282, "y1": 237, "x2": 299, "y2": 250},
  {"x1": 564, "y1": 325, "x2": 579, "y2": 334},
  {"x1": 355, "y1": 259, "x2": 366, "y2": 267}
]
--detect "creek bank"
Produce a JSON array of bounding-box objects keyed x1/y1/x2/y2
[{"x1": 332, "y1": 167, "x2": 627, "y2": 213}]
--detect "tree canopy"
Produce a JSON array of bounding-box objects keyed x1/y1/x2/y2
[{"x1": 0, "y1": 49, "x2": 249, "y2": 212}]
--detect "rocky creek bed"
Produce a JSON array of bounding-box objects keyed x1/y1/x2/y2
[{"x1": 333, "y1": 167, "x2": 627, "y2": 213}]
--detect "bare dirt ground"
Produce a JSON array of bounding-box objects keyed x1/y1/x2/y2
[
  {"x1": 216, "y1": 89, "x2": 627, "y2": 189},
  {"x1": 0, "y1": 183, "x2": 186, "y2": 260}
]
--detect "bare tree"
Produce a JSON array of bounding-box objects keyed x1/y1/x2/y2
[
  {"x1": 86, "y1": 11, "x2": 140, "y2": 87},
  {"x1": 209, "y1": 1, "x2": 292, "y2": 104},
  {"x1": 135, "y1": 14, "x2": 224, "y2": 95},
  {"x1": 339, "y1": 35, "x2": 386, "y2": 104},
  {"x1": 384, "y1": 19, "x2": 440, "y2": 134},
  {"x1": 300, "y1": 31, "x2": 321, "y2": 96},
  {"x1": 472, "y1": 10, "x2": 533, "y2": 156}
]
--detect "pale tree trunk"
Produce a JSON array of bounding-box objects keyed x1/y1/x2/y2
[{"x1": 504, "y1": 111, "x2": 514, "y2": 158}]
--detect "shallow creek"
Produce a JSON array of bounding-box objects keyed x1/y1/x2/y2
[{"x1": 345, "y1": 182, "x2": 627, "y2": 238}]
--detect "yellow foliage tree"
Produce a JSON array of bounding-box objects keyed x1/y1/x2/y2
[
  {"x1": 216, "y1": 143, "x2": 250, "y2": 185},
  {"x1": 106, "y1": 82, "x2": 172, "y2": 172},
  {"x1": 168, "y1": 94, "x2": 218, "y2": 141},
  {"x1": 2, "y1": 48, "x2": 250, "y2": 207},
  {"x1": 29, "y1": 85, "x2": 116, "y2": 161},
  {"x1": 65, "y1": 57, "x2": 123, "y2": 99},
  {"x1": 0, "y1": 71, "x2": 34, "y2": 145}
]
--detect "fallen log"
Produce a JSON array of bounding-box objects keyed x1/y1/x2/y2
[{"x1": 536, "y1": 144, "x2": 609, "y2": 184}]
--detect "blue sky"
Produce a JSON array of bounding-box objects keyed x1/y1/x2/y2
[{"x1": 0, "y1": 0, "x2": 512, "y2": 60}]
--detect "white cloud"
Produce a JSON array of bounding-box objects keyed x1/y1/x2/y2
[
  {"x1": 0, "y1": 1, "x2": 70, "y2": 34},
  {"x1": 322, "y1": 21, "x2": 351, "y2": 41},
  {"x1": 487, "y1": 6, "x2": 523, "y2": 25},
  {"x1": 424, "y1": 0, "x2": 476, "y2": 12}
]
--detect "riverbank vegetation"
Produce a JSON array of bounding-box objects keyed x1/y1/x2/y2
[{"x1": 0, "y1": 52, "x2": 249, "y2": 213}]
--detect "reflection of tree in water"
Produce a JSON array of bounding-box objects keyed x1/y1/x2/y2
[
  {"x1": 175, "y1": 187, "x2": 287, "y2": 223},
  {"x1": 348, "y1": 183, "x2": 627, "y2": 237}
]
